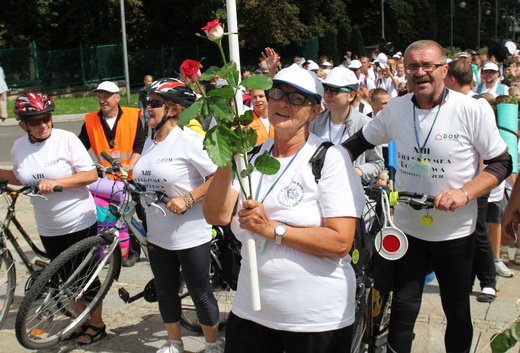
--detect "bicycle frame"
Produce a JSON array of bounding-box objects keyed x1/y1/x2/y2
[{"x1": 0, "y1": 185, "x2": 48, "y2": 279}]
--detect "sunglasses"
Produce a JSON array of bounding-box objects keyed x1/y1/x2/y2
[
  {"x1": 323, "y1": 86, "x2": 352, "y2": 95},
  {"x1": 146, "y1": 99, "x2": 167, "y2": 108},
  {"x1": 268, "y1": 88, "x2": 309, "y2": 106},
  {"x1": 26, "y1": 114, "x2": 52, "y2": 127}
]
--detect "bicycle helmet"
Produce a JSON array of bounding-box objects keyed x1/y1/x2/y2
[
  {"x1": 14, "y1": 92, "x2": 55, "y2": 121},
  {"x1": 146, "y1": 78, "x2": 196, "y2": 108}
]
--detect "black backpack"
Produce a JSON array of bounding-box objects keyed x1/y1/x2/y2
[{"x1": 219, "y1": 141, "x2": 335, "y2": 290}]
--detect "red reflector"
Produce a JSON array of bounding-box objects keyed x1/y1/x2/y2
[{"x1": 382, "y1": 234, "x2": 400, "y2": 253}]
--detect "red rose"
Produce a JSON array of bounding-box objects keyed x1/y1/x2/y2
[
  {"x1": 180, "y1": 60, "x2": 202, "y2": 83},
  {"x1": 201, "y1": 19, "x2": 224, "y2": 41}
]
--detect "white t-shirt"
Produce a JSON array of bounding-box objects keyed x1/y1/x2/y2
[
  {"x1": 379, "y1": 76, "x2": 398, "y2": 98},
  {"x1": 133, "y1": 126, "x2": 217, "y2": 250},
  {"x1": 230, "y1": 133, "x2": 365, "y2": 332},
  {"x1": 362, "y1": 90, "x2": 507, "y2": 241},
  {"x1": 11, "y1": 129, "x2": 97, "y2": 236}
]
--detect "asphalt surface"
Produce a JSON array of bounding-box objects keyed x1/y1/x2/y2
[{"x1": 0, "y1": 114, "x2": 519, "y2": 352}]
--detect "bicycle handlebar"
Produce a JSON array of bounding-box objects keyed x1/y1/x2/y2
[
  {"x1": 389, "y1": 191, "x2": 435, "y2": 210},
  {"x1": 100, "y1": 151, "x2": 128, "y2": 179},
  {"x1": 364, "y1": 185, "x2": 435, "y2": 210},
  {"x1": 95, "y1": 155, "x2": 171, "y2": 213},
  {"x1": 0, "y1": 178, "x2": 63, "y2": 195}
]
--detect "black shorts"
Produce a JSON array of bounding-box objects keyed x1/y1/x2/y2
[{"x1": 486, "y1": 200, "x2": 505, "y2": 223}]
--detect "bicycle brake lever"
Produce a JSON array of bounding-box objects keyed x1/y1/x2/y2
[
  {"x1": 26, "y1": 192, "x2": 48, "y2": 200},
  {"x1": 150, "y1": 202, "x2": 167, "y2": 217}
]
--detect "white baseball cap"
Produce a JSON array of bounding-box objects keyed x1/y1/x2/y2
[
  {"x1": 307, "y1": 62, "x2": 320, "y2": 71},
  {"x1": 93, "y1": 81, "x2": 120, "y2": 93},
  {"x1": 482, "y1": 62, "x2": 499, "y2": 72},
  {"x1": 348, "y1": 60, "x2": 363, "y2": 70},
  {"x1": 376, "y1": 53, "x2": 388, "y2": 69},
  {"x1": 505, "y1": 41, "x2": 517, "y2": 55},
  {"x1": 273, "y1": 63, "x2": 323, "y2": 102},
  {"x1": 321, "y1": 61, "x2": 332, "y2": 67},
  {"x1": 322, "y1": 67, "x2": 359, "y2": 91}
]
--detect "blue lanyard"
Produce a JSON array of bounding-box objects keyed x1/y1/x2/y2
[
  {"x1": 255, "y1": 142, "x2": 307, "y2": 203},
  {"x1": 413, "y1": 88, "x2": 447, "y2": 160},
  {"x1": 328, "y1": 117, "x2": 348, "y2": 145}
]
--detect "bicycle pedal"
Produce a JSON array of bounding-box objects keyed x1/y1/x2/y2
[{"x1": 118, "y1": 287, "x2": 130, "y2": 303}]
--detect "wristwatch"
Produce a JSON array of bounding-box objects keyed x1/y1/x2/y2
[{"x1": 274, "y1": 222, "x2": 286, "y2": 245}]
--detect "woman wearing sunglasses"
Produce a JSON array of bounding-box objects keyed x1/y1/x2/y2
[
  {"x1": 0, "y1": 92, "x2": 105, "y2": 344},
  {"x1": 204, "y1": 64, "x2": 365, "y2": 353},
  {"x1": 132, "y1": 78, "x2": 221, "y2": 353},
  {"x1": 309, "y1": 66, "x2": 384, "y2": 185}
]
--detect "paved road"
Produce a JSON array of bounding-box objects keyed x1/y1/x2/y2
[{"x1": 0, "y1": 116, "x2": 84, "y2": 165}]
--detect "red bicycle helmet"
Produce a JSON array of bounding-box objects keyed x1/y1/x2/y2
[
  {"x1": 14, "y1": 92, "x2": 55, "y2": 121},
  {"x1": 146, "y1": 78, "x2": 197, "y2": 108}
]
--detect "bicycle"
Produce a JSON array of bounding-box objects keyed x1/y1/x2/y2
[
  {"x1": 0, "y1": 178, "x2": 62, "y2": 329},
  {"x1": 350, "y1": 185, "x2": 434, "y2": 353},
  {"x1": 118, "y1": 224, "x2": 237, "y2": 333},
  {"x1": 14, "y1": 152, "x2": 234, "y2": 349}
]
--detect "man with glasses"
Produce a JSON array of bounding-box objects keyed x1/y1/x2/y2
[
  {"x1": 78, "y1": 81, "x2": 146, "y2": 267},
  {"x1": 309, "y1": 66, "x2": 383, "y2": 184},
  {"x1": 343, "y1": 40, "x2": 512, "y2": 353}
]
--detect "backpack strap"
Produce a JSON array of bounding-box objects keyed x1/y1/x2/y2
[{"x1": 309, "y1": 141, "x2": 334, "y2": 183}]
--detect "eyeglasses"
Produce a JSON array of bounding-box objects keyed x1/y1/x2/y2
[
  {"x1": 268, "y1": 88, "x2": 309, "y2": 106},
  {"x1": 26, "y1": 114, "x2": 52, "y2": 127},
  {"x1": 405, "y1": 64, "x2": 445, "y2": 74},
  {"x1": 324, "y1": 86, "x2": 352, "y2": 95},
  {"x1": 146, "y1": 99, "x2": 166, "y2": 108}
]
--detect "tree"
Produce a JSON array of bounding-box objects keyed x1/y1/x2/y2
[{"x1": 350, "y1": 25, "x2": 366, "y2": 58}]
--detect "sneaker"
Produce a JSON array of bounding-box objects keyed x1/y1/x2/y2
[
  {"x1": 122, "y1": 255, "x2": 139, "y2": 268},
  {"x1": 501, "y1": 245, "x2": 510, "y2": 265},
  {"x1": 205, "y1": 341, "x2": 224, "y2": 353},
  {"x1": 157, "y1": 340, "x2": 184, "y2": 353},
  {"x1": 495, "y1": 259, "x2": 514, "y2": 278}
]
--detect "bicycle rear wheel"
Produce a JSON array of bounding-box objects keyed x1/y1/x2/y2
[
  {"x1": 0, "y1": 249, "x2": 16, "y2": 329},
  {"x1": 15, "y1": 234, "x2": 121, "y2": 349}
]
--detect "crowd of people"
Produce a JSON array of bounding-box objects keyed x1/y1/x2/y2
[{"x1": 3, "y1": 37, "x2": 520, "y2": 353}]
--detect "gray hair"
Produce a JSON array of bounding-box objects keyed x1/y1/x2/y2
[{"x1": 404, "y1": 40, "x2": 447, "y2": 65}]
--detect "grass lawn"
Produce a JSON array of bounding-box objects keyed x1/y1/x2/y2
[{"x1": 6, "y1": 93, "x2": 140, "y2": 119}]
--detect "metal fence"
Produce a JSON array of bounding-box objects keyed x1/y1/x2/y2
[
  {"x1": 0, "y1": 39, "x2": 319, "y2": 91},
  {"x1": 0, "y1": 42, "x2": 217, "y2": 90}
]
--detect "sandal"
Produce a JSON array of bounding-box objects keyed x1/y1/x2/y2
[
  {"x1": 477, "y1": 292, "x2": 496, "y2": 303},
  {"x1": 77, "y1": 324, "x2": 107, "y2": 345},
  {"x1": 65, "y1": 323, "x2": 88, "y2": 341}
]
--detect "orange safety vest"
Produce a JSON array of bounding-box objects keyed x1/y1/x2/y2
[
  {"x1": 85, "y1": 107, "x2": 139, "y2": 179},
  {"x1": 249, "y1": 110, "x2": 274, "y2": 145}
]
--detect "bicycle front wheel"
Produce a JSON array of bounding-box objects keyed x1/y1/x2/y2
[
  {"x1": 15, "y1": 234, "x2": 121, "y2": 349},
  {"x1": 0, "y1": 249, "x2": 16, "y2": 329}
]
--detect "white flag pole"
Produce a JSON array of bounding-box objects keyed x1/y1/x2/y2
[{"x1": 226, "y1": 0, "x2": 261, "y2": 311}]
